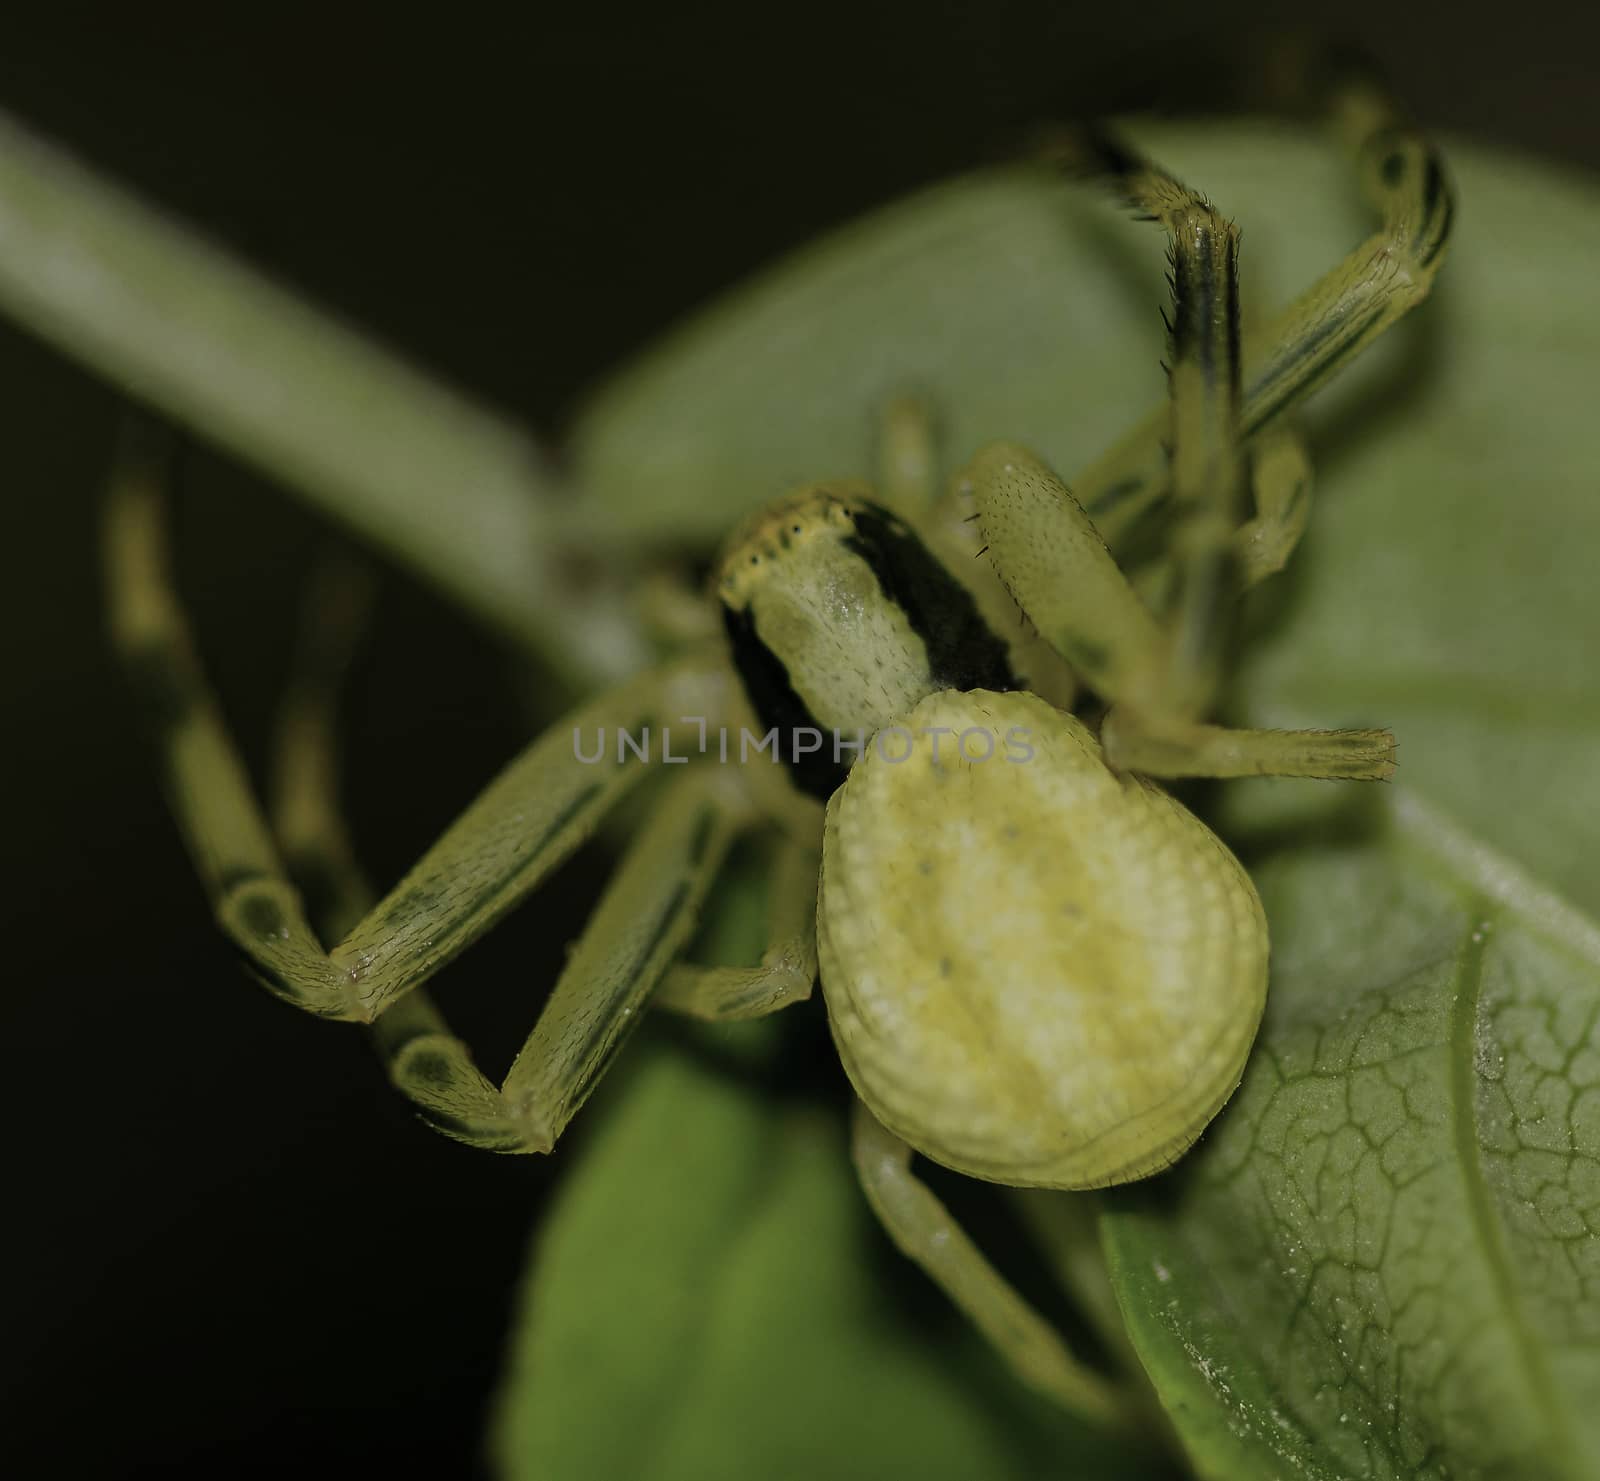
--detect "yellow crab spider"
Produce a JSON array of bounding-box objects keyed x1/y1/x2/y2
[{"x1": 104, "y1": 57, "x2": 1451, "y2": 1417}]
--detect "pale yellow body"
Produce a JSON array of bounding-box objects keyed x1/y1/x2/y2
[{"x1": 820, "y1": 689, "x2": 1266, "y2": 1189}]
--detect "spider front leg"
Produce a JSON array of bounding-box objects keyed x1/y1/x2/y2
[
  {"x1": 105, "y1": 438, "x2": 359, "y2": 1019},
  {"x1": 1064, "y1": 127, "x2": 1325, "y2": 738},
  {"x1": 1067, "y1": 52, "x2": 1453, "y2": 556},
  {"x1": 1067, "y1": 125, "x2": 1248, "y2": 719},
  {"x1": 267, "y1": 496, "x2": 819, "y2": 1137}
]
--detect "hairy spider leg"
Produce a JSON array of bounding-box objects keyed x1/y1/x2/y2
[
  {"x1": 1070, "y1": 124, "x2": 1247, "y2": 719},
  {"x1": 1066, "y1": 52, "x2": 1454, "y2": 560},
  {"x1": 1060, "y1": 128, "x2": 1322, "y2": 732}
]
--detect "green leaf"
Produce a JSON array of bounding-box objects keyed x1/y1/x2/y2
[
  {"x1": 491, "y1": 1032, "x2": 1160, "y2": 1481},
  {"x1": 1102, "y1": 794, "x2": 1600, "y2": 1481},
  {"x1": 1086, "y1": 132, "x2": 1600, "y2": 1481}
]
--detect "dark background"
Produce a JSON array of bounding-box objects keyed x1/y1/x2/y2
[{"x1": 4, "y1": 5, "x2": 1597, "y2": 1477}]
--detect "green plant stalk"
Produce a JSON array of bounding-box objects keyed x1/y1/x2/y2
[{"x1": 0, "y1": 107, "x2": 642, "y2": 683}]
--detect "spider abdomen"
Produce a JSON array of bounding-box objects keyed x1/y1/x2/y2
[{"x1": 817, "y1": 688, "x2": 1267, "y2": 1189}]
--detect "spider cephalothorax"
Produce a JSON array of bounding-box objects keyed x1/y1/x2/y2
[{"x1": 716, "y1": 485, "x2": 1018, "y2": 798}]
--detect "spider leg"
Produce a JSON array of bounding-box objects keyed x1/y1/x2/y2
[
  {"x1": 850, "y1": 1103, "x2": 1129, "y2": 1425},
  {"x1": 263, "y1": 549, "x2": 476, "y2": 1103},
  {"x1": 1053, "y1": 133, "x2": 1320, "y2": 710},
  {"x1": 875, "y1": 390, "x2": 941, "y2": 518},
  {"x1": 1135, "y1": 423, "x2": 1315, "y2": 608},
  {"x1": 1229, "y1": 240, "x2": 1318, "y2": 590},
  {"x1": 1067, "y1": 53, "x2": 1453, "y2": 557},
  {"x1": 654, "y1": 833, "x2": 819, "y2": 1020},
  {"x1": 268, "y1": 552, "x2": 379, "y2": 942},
  {"x1": 1233, "y1": 422, "x2": 1314, "y2": 588},
  {"x1": 105, "y1": 431, "x2": 357, "y2": 1018},
  {"x1": 1064, "y1": 126, "x2": 1246, "y2": 719},
  {"x1": 329, "y1": 656, "x2": 731, "y2": 1018},
  {"x1": 963, "y1": 442, "x2": 1394, "y2": 780},
  {"x1": 632, "y1": 564, "x2": 721, "y2": 647}
]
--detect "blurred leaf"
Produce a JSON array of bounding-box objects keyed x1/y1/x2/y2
[
  {"x1": 572, "y1": 163, "x2": 1164, "y2": 543},
  {"x1": 492, "y1": 1034, "x2": 1163, "y2": 1481}
]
